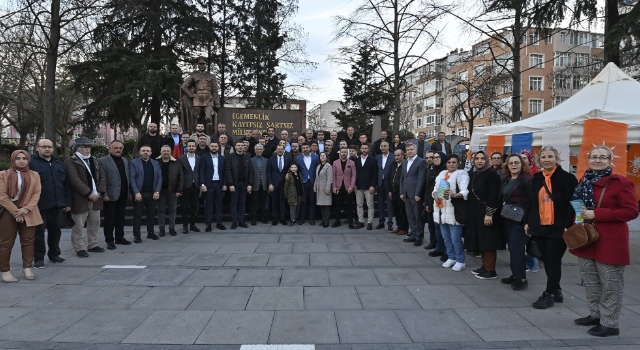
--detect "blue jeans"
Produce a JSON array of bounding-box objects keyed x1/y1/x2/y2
[
  {"x1": 526, "y1": 254, "x2": 538, "y2": 270},
  {"x1": 440, "y1": 224, "x2": 465, "y2": 263},
  {"x1": 505, "y1": 221, "x2": 528, "y2": 280}
]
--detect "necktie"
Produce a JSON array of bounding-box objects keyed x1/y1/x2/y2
[{"x1": 279, "y1": 157, "x2": 283, "y2": 171}]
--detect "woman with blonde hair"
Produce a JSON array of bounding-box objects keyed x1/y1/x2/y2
[{"x1": 0, "y1": 150, "x2": 43, "y2": 282}]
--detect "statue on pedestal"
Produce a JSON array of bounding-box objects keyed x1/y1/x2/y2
[{"x1": 180, "y1": 56, "x2": 220, "y2": 134}]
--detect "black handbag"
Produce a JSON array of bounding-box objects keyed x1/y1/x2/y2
[
  {"x1": 526, "y1": 238, "x2": 541, "y2": 259},
  {"x1": 501, "y1": 204, "x2": 525, "y2": 222},
  {"x1": 60, "y1": 211, "x2": 75, "y2": 229},
  {"x1": 451, "y1": 197, "x2": 467, "y2": 225}
]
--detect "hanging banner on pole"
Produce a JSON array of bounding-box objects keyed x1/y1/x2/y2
[
  {"x1": 511, "y1": 132, "x2": 533, "y2": 153},
  {"x1": 626, "y1": 144, "x2": 640, "y2": 201},
  {"x1": 486, "y1": 135, "x2": 506, "y2": 156},
  {"x1": 542, "y1": 126, "x2": 572, "y2": 172},
  {"x1": 576, "y1": 118, "x2": 628, "y2": 178}
]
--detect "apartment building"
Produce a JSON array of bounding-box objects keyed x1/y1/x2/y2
[{"x1": 307, "y1": 100, "x2": 343, "y2": 131}]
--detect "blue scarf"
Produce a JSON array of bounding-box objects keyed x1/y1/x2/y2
[{"x1": 572, "y1": 166, "x2": 612, "y2": 209}]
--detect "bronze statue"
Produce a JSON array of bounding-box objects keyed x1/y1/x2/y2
[{"x1": 180, "y1": 56, "x2": 220, "y2": 134}]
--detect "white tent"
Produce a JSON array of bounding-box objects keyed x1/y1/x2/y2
[{"x1": 471, "y1": 63, "x2": 640, "y2": 147}]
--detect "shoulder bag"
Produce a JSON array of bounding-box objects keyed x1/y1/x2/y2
[
  {"x1": 450, "y1": 171, "x2": 467, "y2": 225},
  {"x1": 563, "y1": 177, "x2": 611, "y2": 249},
  {"x1": 500, "y1": 178, "x2": 525, "y2": 222}
]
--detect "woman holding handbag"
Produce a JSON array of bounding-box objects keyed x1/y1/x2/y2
[
  {"x1": 499, "y1": 154, "x2": 533, "y2": 290},
  {"x1": 569, "y1": 146, "x2": 638, "y2": 337},
  {"x1": 528, "y1": 146, "x2": 578, "y2": 309}
]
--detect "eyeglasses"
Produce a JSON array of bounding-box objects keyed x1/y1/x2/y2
[
  {"x1": 38, "y1": 145, "x2": 54, "y2": 149},
  {"x1": 433, "y1": 156, "x2": 441, "y2": 159},
  {"x1": 588, "y1": 156, "x2": 610, "y2": 161},
  {"x1": 491, "y1": 157, "x2": 502, "y2": 160},
  {"x1": 508, "y1": 161, "x2": 521, "y2": 165}
]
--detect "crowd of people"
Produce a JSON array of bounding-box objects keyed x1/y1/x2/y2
[{"x1": 0, "y1": 123, "x2": 638, "y2": 338}]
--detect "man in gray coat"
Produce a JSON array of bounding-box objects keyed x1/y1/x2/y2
[
  {"x1": 99, "y1": 140, "x2": 131, "y2": 250},
  {"x1": 400, "y1": 143, "x2": 427, "y2": 246},
  {"x1": 250, "y1": 144, "x2": 267, "y2": 225}
]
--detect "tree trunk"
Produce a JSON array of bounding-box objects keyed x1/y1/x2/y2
[
  {"x1": 391, "y1": 0, "x2": 401, "y2": 136},
  {"x1": 604, "y1": 0, "x2": 620, "y2": 66},
  {"x1": 43, "y1": 0, "x2": 61, "y2": 151},
  {"x1": 511, "y1": 7, "x2": 522, "y2": 123}
]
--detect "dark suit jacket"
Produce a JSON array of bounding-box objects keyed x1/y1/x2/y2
[
  {"x1": 267, "y1": 153, "x2": 291, "y2": 189},
  {"x1": 200, "y1": 153, "x2": 226, "y2": 188},
  {"x1": 177, "y1": 154, "x2": 201, "y2": 189},
  {"x1": 225, "y1": 152, "x2": 253, "y2": 187},
  {"x1": 430, "y1": 140, "x2": 453, "y2": 155},
  {"x1": 376, "y1": 153, "x2": 394, "y2": 188},
  {"x1": 354, "y1": 155, "x2": 377, "y2": 190}
]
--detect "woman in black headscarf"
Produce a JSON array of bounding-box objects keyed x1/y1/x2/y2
[
  {"x1": 465, "y1": 150, "x2": 503, "y2": 280},
  {"x1": 424, "y1": 151, "x2": 448, "y2": 260}
]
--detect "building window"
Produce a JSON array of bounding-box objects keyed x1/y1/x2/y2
[
  {"x1": 529, "y1": 99, "x2": 543, "y2": 114},
  {"x1": 573, "y1": 53, "x2": 589, "y2": 67},
  {"x1": 458, "y1": 70, "x2": 468, "y2": 81},
  {"x1": 500, "y1": 80, "x2": 513, "y2": 94},
  {"x1": 553, "y1": 96, "x2": 568, "y2": 107},
  {"x1": 457, "y1": 127, "x2": 468, "y2": 138},
  {"x1": 530, "y1": 54, "x2": 544, "y2": 68},
  {"x1": 424, "y1": 96, "x2": 435, "y2": 110},
  {"x1": 546, "y1": 35, "x2": 552, "y2": 44},
  {"x1": 475, "y1": 42, "x2": 489, "y2": 57},
  {"x1": 417, "y1": 118, "x2": 422, "y2": 127},
  {"x1": 554, "y1": 75, "x2": 570, "y2": 90},
  {"x1": 416, "y1": 103, "x2": 422, "y2": 113},
  {"x1": 554, "y1": 52, "x2": 569, "y2": 66},
  {"x1": 529, "y1": 76, "x2": 544, "y2": 91},
  {"x1": 435, "y1": 79, "x2": 443, "y2": 91},
  {"x1": 528, "y1": 31, "x2": 539, "y2": 45},
  {"x1": 474, "y1": 63, "x2": 486, "y2": 77},
  {"x1": 560, "y1": 32, "x2": 566, "y2": 42},
  {"x1": 436, "y1": 97, "x2": 444, "y2": 108},
  {"x1": 572, "y1": 75, "x2": 589, "y2": 90}
]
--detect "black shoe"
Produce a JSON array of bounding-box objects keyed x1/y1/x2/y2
[
  {"x1": 472, "y1": 267, "x2": 487, "y2": 275},
  {"x1": 475, "y1": 270, "x2": 497, "y2": 280},
  {"x1": 272, "y1": 220, "x2": 278, "y2": 226},
  {"x1": 533, "y1": 292, "x2": 555, "y2": 309},
  {"x1": 134, "y1": 237, "x2": 142, "y2": 244},
  {"x1": 323, "y1": 223, "x2": 329, "y2": 228},
  {"x1": 205, "y1": 225, "x2": 212, "y2": 232},
  {"x1": 348, "y1": 225, "x2": 355, "y2": 229},
  {"x1": 387, "y1": 224, "x2": 393, "y2": 231},
  {"x1": 588, "y1": 325, "x2": 619, "y2": 337},
  {"x1": 440, "y1": 254, "x2": 448, "y2": 262},
  {"x1": 428, "y1": 250, "x2": 444, "y2": 257},
  {"x1": 575, "y1": 315, "x2": 600, "y2": 327},
  {"x1": 77, "y1": 250, "x2": 89, "y2": 258},
  {"x1": 511, "y1": 279, "x2": 528, "y2": 290},
  {"x1": 182, "y1": 226, "x2": 189, "y2": 234},
  {"x1": 231, "y1": 222, "x2": 238, "y2": 230},
  {"x1": 466, "y1": 250, "x2": 479, "y2": 256},
  {"x1": 189, "y1": 224, "x2": 201, "y2": 232},
  {"x1": 425, "y1": 242, "x2": 436, "y2": 250},
  {"x1": 289, "y1": 221, "x2": 295, "y2": 227},
  {"x1": 332, "y1": 221, "x2": 341, "y2": 228},
  {"x1": 298, "y1": 220, "x2": 305, "y2": 225},
  {"x1": 413, "y1": 240, "x2": 423, "y2": 247},
  {"x1": 238, "y1": 222, "x2": 249, "y2": 228},
  {"x1": 501, "y1": 275, "x2": 516, "y2": 284},
  {"x1": 49, "y1": 256, "x2": 65, "y2": 263},
  {"x1": 555, "y1": 289, "x2": 563, "y2": 303},
  {"x1": 147, "y1": 233, "x2": 159, "y2": 240},
  {"x1": 309, "y1": 220, "x2": 315, "y2": 225},
  {"x1": 158, "y1": 229, "x2": 165, "y2": 237},
  {"x1": 403, "y1": 237, "x2": 417, "y2": 243},
  {"x1": 34, "y1": 260, "x2": 45, "y2": 269},
  {"x1": 169, "y1": 228, "x2": 177, "y2": 236},
  {"x1": 375, "y1": 223, "x2": 385, "y2": 229},
  {"x1": 355, "y1": 223, "x2": 364, "y2": 229},
  {"x1": 251, "y1": 220, "x2": 257, "y2": 226},
  {"x1": 367, "y1": 223, "x2": 373, "y2": 230},
  {"x1": 262, "y1": 218, "x2": 268, "y2": 224},
  {"x1": 115, "y1": 238, "x2": 131, "y2": 245},
  {"x1": 280, "y1": 219, "x2": 288, "y2": 225},
  {"x1": 88, "y1": 246, "x2": 105, "y2": 253},
  {"x1": 216, "y1": 223, "x2": 226, "y2": 230},
  {"x1": 107, "y1": 243, "x2": 117, "y2": 250}
]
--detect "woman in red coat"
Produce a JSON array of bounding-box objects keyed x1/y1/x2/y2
[{"x1": 570, "y1": 146, "x2": 639, "y2": 337}]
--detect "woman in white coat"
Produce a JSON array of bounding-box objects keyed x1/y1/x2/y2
[
  {"x1": 432, "y1": 154, "x2": 469, "y2": 271},
  {"x1": 314, "y1": 152, "x2": 333, "y2": 227}
]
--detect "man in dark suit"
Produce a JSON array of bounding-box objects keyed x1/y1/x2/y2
[
  {"x1": 200, "y1": 141, "x2": 227, "y2": 232},
  {"x1": 267, "y1": 144, "x2": 290, "y2": 225},
  {"x1": 177, "y1": 139, "x2": 201, "y2": 234},
  {"x1": 129, "y1": 145, "x2": 162, "y2": 243},
  {"x1": 354, "y1": 143, "x2": 377, "y2": 230},
  {"x1": 225, "y1": 141, "x2": 253, "y2": 229},
  {"x1": 296, "y1": 143, "x2": 319, "y2": 225},
  {"x1": 430, "y1": 131, "x2": 453, "y2": 155},
  {"x1": 415, "y1": 132, "x2": 428, "y2": 158},
  {"x1": 372, "y1": 130, "x2": 389, "y2": 156},
  {"x1": 375, "y1": 141, "x2": 394, "y2": 230},
  {"x1": 98, "y1": 140, "x2": 130, "y2": 249},
  {"x1": 400, "y1": 143, "x2": 427, "y2": 246}
]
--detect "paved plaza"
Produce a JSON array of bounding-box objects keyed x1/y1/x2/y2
[{"x1": 1, "y1": 219, "x2": 640, "y2": 350}]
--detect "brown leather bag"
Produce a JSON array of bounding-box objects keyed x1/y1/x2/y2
[{"x1": 563, "y1": 177, "x2": 611, "y2": 249}]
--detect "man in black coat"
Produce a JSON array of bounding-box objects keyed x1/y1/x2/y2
[
  {"x1": 138, "y1": 122, "x2": 163, "y2": 159},
  {"x1": 267, "y1": 145, "x2": 291, "y2": 225},
  {"x1": 225, "y1": 141, "x2": 254, "y2": 229},
  {"x1": 177, "y1": 140, "x2": 201, "y2": 234},
  {"x1": 263, "y1": 127, "x2": 280, "y2": 159},
  {"x1": 354, "y1": 143, "x2": 377, "y2": 230},
  {"x1": 430, "y1": 132, "x2": 453, "y2": 155}
]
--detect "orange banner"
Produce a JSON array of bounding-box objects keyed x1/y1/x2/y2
[
  {"x1": 627, "y1": 144, "x2": 640, "y2": 201},
  {"x1": 485, "y1": 135, "x2": 505, "y2": 156},
  {"x1": 576, "y1": 118, "x2": 628, "y2": 178}
]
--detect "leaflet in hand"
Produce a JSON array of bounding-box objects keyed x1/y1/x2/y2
[
  {"x1": 570, "y1": 199, "x2": 586, "y2": 223},
  {"x1": 437, "y1": 179, "x2": 450, "y2": 199}
]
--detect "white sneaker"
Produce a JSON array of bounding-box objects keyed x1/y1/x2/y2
[
  {"x1": 452, "y1": 262, "x2": 466, "y2": 271},
  {"x1": 442, "y1": 259, "x2": 456, "y2": 268}
]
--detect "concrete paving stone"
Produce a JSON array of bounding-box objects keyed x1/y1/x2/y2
[
  {"x1": 304, "y1": 287, "x2": 363, "y2": 310},
  {"x1": 406, "y1": 285, "x2": 478, "y2": 309},
  {"x1": 216, "y1": 243, "x2": 259, "y2": 254},
  {"x1": 386, "y1": 253, "x2": 436, "y2": 266},
  {"x1": 130, "y1": 286, "x2": 203, "y2": 310},
  {"x1": 343, "y1": 234, "x2": 381, "y2": 243},
  {"x1": 36, "y1": 267, "x2": 105, "y2": 285},
  {"x1": 129, "y1": 269, "x2": 195, "y2": 286},
  {"x1": 230, "y1": 269, "x2": 283, "y2": 287},
  {"x1": 293, "y1": 243, "x2": 330, "y2": 253},
  {"x1": 15, "y1": 284, "x2": 102, "y2": 308},
  {"x1": 375, "y1": 233, "x2": 406, "y2": 243},
  {"x1": 562, "y1": 337, "x2": 640, "y2": 347},
  {"x1": 350, "y1": 253, "x2": 395, "y2": 266},
  {"x1": 335, "y1": 310, "x2": 412, "y2": 343},
  {"x1": 123, "y1": 310, "x2": 213, "y2": 344},
  {"x1": 315, "y1": 345, "x2": 353, "y2": 350},
  {"x1": 54, "y1": 343, "x2": 94, "y2": 349},
  {"x1": 0, "y1": 340, "x2": 57, "y2": 349},
  {"x1": 387, "y1": 344, "x2": 426, "y2": 350},
  {"x1": 212, "y1": 234, "x2": 251, "y2": 243},
  {"x1": 224, "y1": 254, "x2": 270, "y2": 267},
  {"x1": 591, "y1": 346, "x2": 640, "y2": 350},
  {"x1": 280, "y1": 269, "x2": 330, "y2": 287},
  {"x1": 140, "y1": 253, "x2": 192, "y2": 266},
  {"x1": 0, "y1": 308, "x2": 91, "y2": 341},
  {"x1": 166, "y1": 346, "x2": 239, "y2": 350},
  {"x1": 268, "y1": 310, "x2": 339, "y2": 344},
  {"x1": 361, "y1": 243, "x2": 403, "y2": 253},
  {"x1": 254, "y1": 243, "x2": 294, "y2": 253},
  {"x1": 179, "y1": 243, "x2": 225, "y2": 253},
  {"x1": 82, "y1": 269, "x2": 150, "y2": 286},
  {"x1": 180, "y1": 269, "x2": 237, "y2": 287},
  {"x1": 90, "y1": 344, "x2": 135, "y2": 349},
  {"x1": 510, "y1": 306, "x2": 592, "y2": 339},
  {"x1": 181, "y1": 253, "x2": 232, "y2": 267},
  {"x1": 473, "y1": 327, "x2": 551, "y2": 341},
  {"x1": 372, "y1": 268, "x2": 428, "y2": 286},
  {"x1": 327, "y1": 243, "x2": 367, "y2": 253},
  {"x1": 187, "y1": 287, "x2": 253, "y2": 310},
  {"x1": 310, "y1": 253, "x2": 353, "y2": 267},
  {"x1": 396, "y1": 309, "x2": 482, "y2": 343},
  {"x1": 174, "y1": 234, "x2": 218, "y2": 244},
  {"x1": 127, "y1": 345, "x2": 169, "y2": 350},
  {"x1": 454, "y1": 308, "x2": 534, "y2": 330},
  {"x1": 279, "y1": 234, "x2": 313, "y2": 243},
  {"x1": 525, "y1": 340, "x2": 567, "y2": 348},
  {"x1": 456, "y1": 285, "x2": 531, "y2": 308},
  {"x1": 0, "y1": 307, "x2": 34, "y2": 328},
  {"x1": 271, "y1": 225, "x2": 301, "y2": 234},
  {"x1": 196, "y1": 310, "x2": 274, "y2": 344},
  {"x1": 0, "y1": 283, "x2": 55, "y2": 307},
  {"x1": 351, "y1": 345, "x2": 389, "y2": 350},
  {"x1": 421, "y1": 343, "x2": 461, "y2": 349},
  {"x1": 312, "y1": 234, "x2": 347, "y2": 243},
  {"x1": 246, "y1": 287, "x2": 303, "y2": 310},
  {"x1": 356, "y1": 286, "x2": 421, "y2": 310},
  {"x1": 394, "y1": 243, "x2": 428, "y2": 253},
  {"x1": 241, "y1": 234, "x2": 282, "y2": 243},
  {"x1": 71, "y1": 286, "x2": 151, "y2": 310},
  {"x1": 267, "y1": 254, "x2": 310, "y2": 267},
  {"x1": 143, "y1": 242, "x2": 189, "y2": 253},
  {"x1": 329, "y1": 269, "x2": 380, "y2": 286},
  {"x1": 52, "y1": 309, "x2": 153, "y2": 343},
  {"x1": 414, "y1": 267, "x2": 479, "y2": 285},
  {"x1": 63, "y1": 252, "x2": 155, "y2": 266}
]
